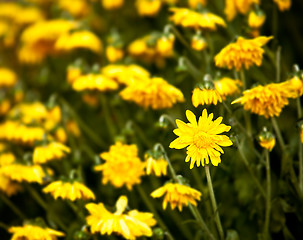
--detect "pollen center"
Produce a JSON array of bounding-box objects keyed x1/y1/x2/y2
[{"x1": 193, "y1": 131, "x2": 213, "y2": 149}]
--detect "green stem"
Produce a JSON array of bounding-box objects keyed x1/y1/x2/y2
[
  {"x1": 0, "y1": 194, "x2": 26, "y2": 220},
  {"x1": 204, "y1": 166, "x2": 224, "y2": 240},
  {"x1": 182, "y1": 57, "x2": 203, "y2": 82},
  {"x1": 263, "y1": 150, "x2": 271, "y2": 239},
  {"x1": 100, "y1": 94, "x2": 116, "y2": 142},
  {"x1": 276, "y1": 46, "x2": 281, "y2": 83},
  {"x1": 136, "y1": 185, "x2": 172, "y2": 239},
  {"x1": 271, "y1": 117, "x2": 286, "y2": 151},
  {"x1": 159, "y1": 114, "x2": 177, "y2": 128},
  {"x1": 67, "y1": 201, "x2": 85, "y2": 221},
  {"x1": 130, "y1": 121, "x2": 153, "y2": 148},
  {"x1": 238, "y1": 144, "x2": 266, "y2": 198},
  {"x1": 0, "y1": 222, "x2": 8, "y2": 230},
  {"x1": 297, "y1": 98, "x2": 303, "y2": 195}
]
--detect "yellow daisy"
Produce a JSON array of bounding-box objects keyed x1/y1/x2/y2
[
  {"x1": 232, "y1": 82, "x2": 292, "y2": 118},
  {"x1": 72, "y1": 73, "x2": 119, "y2": 92},
  {"x1": 248, "y1": 11, "x2": 266, "y2": 29},
  {"x1": 86, "y1": 195, "x2": 156, "y2": 239},
  {"x1": 95, "y1": 142, "x2": 145, "y2": 190},
  {"x1": 106, "y1": 46, "x2": 124, "y2": 62},
  {"x1": 224, "y1": 0, "x2": 259, "y2": 21},
  {"x1": 136, "y1": 0, "x2": 162, "y2": 17},
  {"x1": 9, "y1": 224, "x2": 65, "y2": 240},
  {"x1": 151, "y1": 183, "x2": 201, "y2": 211},
  {"x1": 43, "y1": 181, "x2": 95, "y2": 201},
  {"x1": 214, "y1": 77, "x2": 242, "y2": 100},
  {"x1": 282, "y1": 75, "x2": 303, "y2": 98},
  {"x1": 0, "y1": 68, "x2": 17, "y2": 88},
  {"x1": 214, "y1": 36, "x2": 273, "y2": 71},
  {"x1": 156, "y1": 34, "x2": 175, "y2": 57},
  {"x1": 144, "y1": 155, "x2": 168, "y2": 177},
  {"x1": 102, "y1": 0, "x2": 124, "y2": 10},
  {"x1": 273, "y1": 0, "x2": 291, "y2": 11},
  {"x1": 33, "y1": 142, "x2": 71, "y2": 164},
  {"x1": 258, "y1": 134, "x2": 276, "y2": 152},
  {"x1": 191, "y1": 35, "x2": 207, "y2": 51},
  {"x1": 192, "y1": 87, "x2": 222, "y2": 107},
  {"x1": 169, "y1": 8, "x2": 226, "y2": 31},
  {"x1": 169, "y1": 109, "x2": 232, "y2": 168},
  {"x1": 0, "y1": 152, "x2": 16, "y2": 166},
  {"x1": 120, "y1": 77, "x2": 184, "y2": 109}
]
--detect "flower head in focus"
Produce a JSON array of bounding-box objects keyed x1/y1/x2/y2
[
  {"x1": 170, "y1": 109, "x2": 232, "y2": 168},
  {"x1": 214, "y1": 77, "x2": 242, "y2": 100},
  {"x1": 215, "y1": 36, "x2": 273, "y2": 71},
  {"x1": 151, "y1": 183, "x2": 201, "y2": 211},
  {"x1": 33, "y1": 142, "x2": 71, "y2": 164},
  {"x1": 281, "y1": 75, "x2": 303, "y2": 98},
  {"x1": 192, "y1": 87, "x2": 222, "y2": 107},
  {"x1": 95, "y1": 142, "x2": 145, "y2": 190},
  {"x1": 144, "y1": 151, "x2": 168, "y2": 177},
  {"x1": 86, "y1": 195, "x2": 156, "y2": 239}
]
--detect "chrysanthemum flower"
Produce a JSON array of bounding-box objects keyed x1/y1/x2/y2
[
  {"x1": 248, "y1": 11, "x2": 266, "y2": 29},
  {"x1": 282, "y1": 76, "x2": 303, "y2": 98},
  {"x1": 0, "y1": 164, "x2": 46, "y2": 184},
  {"x1": 258, "y1": 135, "x2": 276, "y2": 151},
  {"x1": 43, "y1": 181, "x2": 95, "y2": 201},
  {"x1": 169, "y1": 8, "x2": 226, "y2": 31},
  {"x1": 232, "y1": 82, "x2": 293, "y2": 118},
  {"x1": 0, "y1": 152, "x2": 16, "y2": 166},
  {"x1": 58, "y1": 0, "x2": 90, "y2": 18},
  {"x1": 188, "y1": 0, "x2": 207, "y2": 9},
  {"x1": 33, "y1": 142, "x2": 70, "y2": 164},
  {"x1": 136, "y1": 0, "x2": 162, "y2": 17},
  {"x1": 95, "y1": 142, "x2": 145, "y2": 190},
  {"x1": 192, "y1": 87, "x2": 222, "y2": 107},
  {"x1": 9, "y1": 102, "x2": 47, "y2": 124},
  {"x1": 151, "y1": 183, "x2": 201, "y2": 211},
  {"x1": 120, "y1": 77, "x2": 184, "y2": 109},
  {"x1": 191, "y1": 35, "x2": 207, "y2": 51},
  {"x1": 214, "y1": 77, "x2": 242, "y2": 100},
  {"x1": 55, "y1": 31, "x2": 102, "y2": 54},
  {"x1": 0, "y1": 68, "x2": 17, "y2": 88},
  {"x1": 14, "y1": 7, "x2": 45, "y2": 26},
  {"x1": 72, "y1": 73, "x2": 119, "y2": 92},
  {"x1": 9, "y1": 224, "x2": 65, "y2": 240},
  {"x1": 102, "y1": 0, "x2": 124, "y2": 10},
  {"x1": 145, "y1": 156, "x2": 168, "y2": 177},
  {"x1": 86, "y1": 196, "x2": 156, "y2": 239},
  {"x1": 170, "y1": 109, "x2": 232, "y2": 168},
  {"x1": 0, "y1": 175, "x2": 22, "y2": 196},
  {"x1": 224, "y1": 0, "x2": 259, "y2": 21},
  {"x1": 214, "y1": 36, "x2": 273, "y2": 71},
  {"x1": 106, "y1": 46, "x2": 124, "y2": 62},
  {"x1": 156, "y1": 34, "x2": 175, "y2": 57},
  {"x1": 273, "y1": 0, "x2": 291, "y2": 11}
]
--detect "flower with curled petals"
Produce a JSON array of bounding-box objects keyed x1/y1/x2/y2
[{"x1": 169, "y1": 109, "x2": 232, "y2": 168}]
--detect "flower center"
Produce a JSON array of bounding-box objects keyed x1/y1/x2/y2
[{"x1": 193, "y1": 131, "x2": 213, "y2": 149}]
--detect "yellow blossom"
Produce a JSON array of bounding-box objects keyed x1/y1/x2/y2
[
  {"x1": 258, "y1": 135, "x2": 276, "y2": 151},
  {"x1": 120, "y1": 77, "x2": 184, "y2": 109},
  {"x1": 136, "y1": 0, "x2": 162, "y2": 17},
  {"x1": 151, "y1": 183, "x2": 201, "y2": 211},
  {"x1": 192, "y1": 87, "x2": 222, "y2": 107},
  {"x1": 248, "y1": 11, "x2": 266, "y2": 29},
  {"x1": 95, "y1": 142, "x2": 145, "y2": 190},
  {"x1": 273, "y1": 0, "x2": 291, "y2": 11},
  {"x1": 55, "y1": 30, "x2": 102, "y2": 54},
  {"x1": 156, "y1": 34, "x2": 175, "y2": 57},
  {"x1": 214, "y1": 77, "x2": 242, "y2": 100},
  {"x1": 191, "y1": 35, "x2": 207, "y2": 51},
  {"x1": 72, "y1": 73, "x2": 119, "y2": 92},
  {"x1": 232, "y1": 82, "x2": 293, "y2": 118},
  {"x1": 224, "y1": 0, "x2": 260, "y2": 21},
  {"x1": 0, "y1": 3, "x2": 21, "y2": 20},
  {"x1": 14, "y1": 7, "x2": 45, "y2": 25},
  {"x1": 43, "y1": 181, "x2": 95, "y2": 201},
  {"x1": 106, "y1": 46, "x2": 124, "y2": 62},
  {"x1": 102, "y1": 0, "x2": 124, "y2": 10},
  {"x1": 58, "y1": 0, "x2": 90, "y2": 17},
  {"x1": 86, "y1": 195, "x2": 156, "y2": 239},
  {"x1": 145, "y1": 156, "x2": 168, "y2": 176},
  {"x1": 67, "y1": 66, "x2": 82, "y2": 84},
  {"x1": 214, "y1": 36, "x2": 273, "y2": 71},
  {"x1": 169, "y1": 8, "x2": 226, "y2": 31},
  {"x1": 9, "y1": 225, "x2": 65, "y2": 240},
  {"x1": 0, "y1": 164, "x2": 47, "y2": 184},
  {"x1": 55, "y1": 127, "x2": 68, "y2": 143},
  {"x1": 170, "y1": 109, "x2": 232, "y2": 168},
  {"x1": 0, "y1": 68, "x2": 17, "y2": 88},
  {"x1": 0, "y1": 175, "x2": 22, "y2": 196},
  {"x1": 0, "y1": 100, "x2": 11, "y2": 115},
  {"x1": 0, "y1": 152, "x2": 16, "y2": 166},
  {"x1": 33, "y1": 142, "x2": 70, "y2": 164},
  {"x1": 282, "y1": 76, "x2": 303, "y2": 98},
  {"x1": 188, "y1": 0, "x2": 206, "y2": 8}
]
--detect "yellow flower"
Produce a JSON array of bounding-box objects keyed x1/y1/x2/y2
[
  {"x1": 248, "y1": 11, "x2": 266, "y2": 29},
  {"x1": 0, "y1": 152, "x2": 16, "y2": 166},
  {"x1": 86, "y1": 195, "x2": 156, "y2": 239},
  {"x1": 156, "y1": 34, "x2": 175, "y2": 57},
  {"x1": 0, "y1": 3, "x2": 21, "y2": 20},
  {"x1": 43, "y1": 181, "x2": 95, "y2": 201},
  {"x1": 188, "y1": 0, "x2": 207, "y2": 9},
  {"x1": 136, "y1": 0, "x2": 162, "y2": 17},
  {"x1": 192, "y1": 87, "x2": 222, "y2": 107},
  {"x1": 0, "y1": 68, "x2": 17, "y2": 88},
  {"x1": 145, "y1": 155, "x2": 168, "y2": 176},
  {"x1": 224, "y1": 0, "x2": 260, "y2": 21},
  {"x1": 9, "y1": 225, "x2": 65, "y2": 240},
  {"x1": 14, "y1": 7, "x2": 45, "y2": 25},
  {"x1": 120, "y1": 77, "x2": 184, "y2": 109},
  {"x1": 232, "y1": 83, "x2": 292, "y2": 118},
  {"x1": 95, "y1": 142, "x2": 145, "y2": 190},
  {"x1": 66, "y1": 120, "x2": 81, "y2": 137},
  {"x1": 170, "y1": 109, "x2": 232, "y2": 168},
  {"x1": 0, "y1": 100, "x2": 11, "y2": 116},
  {"x1": 67, "y1": 66, "x2": 82, "y2": 84},
  {"x1": 169, "y1": 8, "x2": 226, "y2": 31},
  {"x1": 102, "y1": 0, "x2": 124, "y2": 10},
  {"x1": 58, "y1": 0, "x2": 90, "y2": 17},
  {"x1": 273, "y1": 0, "x2": 291, "y2": 11},
  {"x1": 55, "y1": 127, "x2": 68, "y2": 144},
  {"x1": 55, "y1": 30, "x2": 102, "y2": 54},
  {"x1": 0, "y1": 175, "x2": 22, "y2": 196},
  {"x1": 191, "y1": 35, "x2": 207, "y2": 51},
  {"x1": 214, "y1": 77, "x2": 242, "y2": 100},
  {"x1": 258, "y1": 135, "x2": 276, "y2": 151},
  {"x1": 72, "y1": 73, "x2": 119, "y2": 92},
  {"x1": 151, "y1": 183, "x2": 201, "y2": 211},
  {"x1": 214, "y1": 36, "x2": 273, "y2": 71},
  {"x1": 282, "y1": 76, "x2": 303, "y2": 98},
  {"x1": 33, "y1": 142, "x2": 70, "y2": 164},
  {"x1": 106, "y1": 46, "x2": 124, "y2": 62},
  {"x1": 0, "y1": 164, "x2": 46, "y2": 184}
]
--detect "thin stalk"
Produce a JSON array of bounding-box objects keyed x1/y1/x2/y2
[
  {"x1": 263, "y1": 150, "x2": 271, "y2": 239},
  {"x1": 0, "y1": 194, "x2": 26, "y2": 220},
  {"x1": 159, "y1": 114, "x2": 177, "y2": 128},
  {"x1": 182, "y1": 57, "x2": 203, "y2": 81},
  {"x1": 204, "y1": 166, "x2": 224, "y2": 240},
  {"x1": 0, "y1": 222, "x2": 8, "y2": 230},
  {"x1": 297, "y1": 98, "x2": 303, "y2": 195},
  {"x1": 100, "y1": 94, "x2": 116, "y2": 142},
  {"x1": 131, "y1": 122, "x2": 153, "y2": 148},
  {"x1": 238, "y1": 144, "x2": 266, "y2": 198},
  {"x1": 276, "y1": 46, "x2": 281, "y2": 83},
  {"x1": 67, "y1": 201, "x2": 85, "y2": 221},
  {"x1": 271, "y1": 117, "x2": 286, "y2": 151}
]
